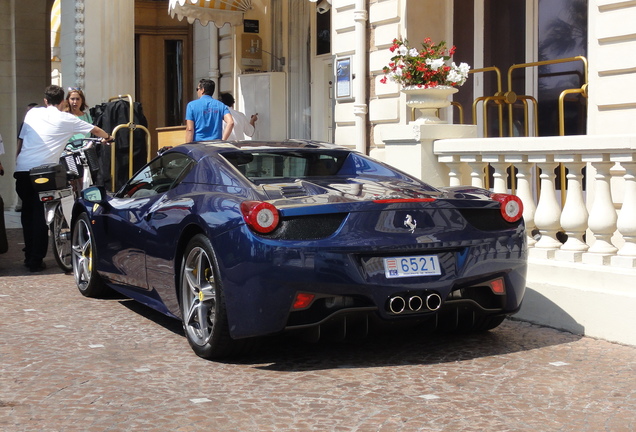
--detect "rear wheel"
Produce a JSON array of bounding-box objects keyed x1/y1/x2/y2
[
  {"x1": 72, "y1": 213, "x2": 108, "y2": 297},
  {"x1": 180, "y1": 234, "x2": 246, "y2": 359},
  {"x1": 51, "y1": 203, "x2": 72, "y2": 272}
]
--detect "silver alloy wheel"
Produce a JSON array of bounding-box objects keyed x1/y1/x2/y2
[
  {"x1": 182, "y1": 246, "x2": 217, "y2": 346},
  {"x1": 72, "y1": 217, "x2": 92, "y2": 291},
  {"x1": 52, "y1": 204, "x2": 72, "y2": 272}
]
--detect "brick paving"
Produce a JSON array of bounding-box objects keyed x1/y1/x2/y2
[{"x1": 1, "y1": 227, "x2": 635, "y2": 432}]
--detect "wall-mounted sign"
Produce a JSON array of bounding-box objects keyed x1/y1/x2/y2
[
  {"x1": 241, "y1": 34, "x2": 263, "y2": 67},
  {"x1": 335, "y1": 56, "x2": 352, "y2": 100},
  {"x1": 244, "y1": 19, "x2": 259, "y2": 33}
]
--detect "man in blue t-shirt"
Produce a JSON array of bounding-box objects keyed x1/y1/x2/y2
[{"x1": 185, "y1": 79, "x2": 234, "y2": 142}]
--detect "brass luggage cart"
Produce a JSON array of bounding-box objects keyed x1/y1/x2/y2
[{"x1": 108, "y1": 94, "x2": 152, "y2": 191}]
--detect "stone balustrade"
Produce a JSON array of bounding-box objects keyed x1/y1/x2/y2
[{"x1": 435, "y1": 134, "x2": 636, "y2": 268}]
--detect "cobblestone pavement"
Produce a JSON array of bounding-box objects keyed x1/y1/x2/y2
[{"x1": 1, "y1": 228, "x2": 635, "y2": 432}]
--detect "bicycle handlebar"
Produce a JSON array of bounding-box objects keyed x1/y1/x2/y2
[{"x1": 66, "y1": 137, "x2": 108, "y2": 152}]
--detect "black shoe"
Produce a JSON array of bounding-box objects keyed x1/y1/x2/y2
[{"x1": 29, "y1": 262, "x2": 46, "y2": 272}]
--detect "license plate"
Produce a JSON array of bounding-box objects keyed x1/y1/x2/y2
[{"x1": 383, "y1": 255, "x2": 441, "y2": 278}]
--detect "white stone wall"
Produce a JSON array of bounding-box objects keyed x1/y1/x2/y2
[
  {"x1": 74, "y1": 0, "x2": 135, "y2": 104},
  {"x1": 331, "y1": 0, "x2": 358, "y2": 146},
  {"x1": 587, "y1": 1, "x2": 636, "y2": 135},
  {"x1": 0, "y1": 0, "x2": 50, "y2": 208},
  {"x1": 368, "y1": 0, "x2": 402, "y2": 152}
]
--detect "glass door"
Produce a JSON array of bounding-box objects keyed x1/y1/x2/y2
[{"x1": 454, "y1": 0, "x2": 587, "y2": 137}]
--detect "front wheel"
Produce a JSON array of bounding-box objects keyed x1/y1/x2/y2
[
  {"x1": 72, "y1": 213, "x2": 108, "y2": 297},
  {"x1": 180, "y1": 234, "x2": 248, "y2": 359},
  {"x1": 51, "y1": 203, "x2": 72, "y2": 272}
]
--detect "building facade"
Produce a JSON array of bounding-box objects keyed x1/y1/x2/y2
[{"x1": 1, "y1": 0, "x2": 634, "y2": 344}]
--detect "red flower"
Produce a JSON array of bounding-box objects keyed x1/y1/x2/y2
[{"x1": 380, "y1": 37, "x2": 470, "y2": 87}]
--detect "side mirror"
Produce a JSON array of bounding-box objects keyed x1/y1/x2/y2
[{"x1": 81, "y1": 185, "x2": 107, "y2": 203}]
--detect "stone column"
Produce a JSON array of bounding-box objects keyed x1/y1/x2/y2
[
  {"x1": 532, "y1": 157, "x2": 563, "y2": 256},
  {"x1": 613, "y1": 161, "x2": 636, "y2": 267},
  {"x1": 583, "y1": 157, "x2": 618, "y2": 264},
  {"x1": 556, "y1": 157, "x2": 589, "y2": 260},
  {"x1": 63, "y1": 0, "x2": 135, "y2": 103},
  {"x1": 512, "y1": 158, "x2": 537, "y2": 247}
]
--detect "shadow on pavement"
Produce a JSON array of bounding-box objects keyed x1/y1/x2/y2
[
  {"x1": 120, "y1": 293, "x2": 583, "y2": 370},
  {"x1": 238, "y1": 319, "x2": 582, "y2": 371},
  {"x1": 2, "y1": 225, "x2": 584, "y2": 370},
  {"x1": 0, "y1": 228, "x2": 64, "y2": 276}
]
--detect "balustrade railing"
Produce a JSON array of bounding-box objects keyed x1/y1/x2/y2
[{"x1": 435, "y1": 135, "x2": 636, "y2": 268}]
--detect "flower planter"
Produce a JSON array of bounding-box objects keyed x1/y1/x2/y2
[{"x1": 402, "y1": 85, "x2": 458, "y2": 124}]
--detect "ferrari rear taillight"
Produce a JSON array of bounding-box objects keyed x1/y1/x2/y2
[
  {"x1": 241, "y1": 201, "x2": 280, "y2": 233},
  {"x1": 491, "y1": 193, "x2": 523, "y2": 223}
]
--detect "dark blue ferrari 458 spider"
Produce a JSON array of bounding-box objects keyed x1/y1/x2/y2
[{"x1": 71, "y1": 140, "x2": 527, "y2": 359}]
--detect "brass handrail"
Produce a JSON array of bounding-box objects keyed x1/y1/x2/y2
[
  {"x1": 506, "y1": 56, "x2": 588, "y2": 138},
  {"x1": 506, "y1": 57, "x2": 588, "y2": 204},
  {"x1": 472, "y1": 57, "x2": 588, "y2": 199},
  {"x1": 559, "y1": 84, "x2": 588, "y2": 136},
  {"x1": 469, "y1": 66, "x2": 504, "y2": 134},
  {"x1": 451, "y1": 102, "x2": 464, "y2": 124}
]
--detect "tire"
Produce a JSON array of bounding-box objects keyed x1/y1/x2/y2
[
  {"x1": 72, "y1": 213, "x2": 108, "y2": 297},
  {"x1": 51, "y1": 203, "x2": 72, "y2": 272},
  {"x1": 180, "y1": 234, "x2": 245, "y2": 359}
]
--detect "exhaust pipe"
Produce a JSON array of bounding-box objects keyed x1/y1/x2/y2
[
  {"x1": 388, "y1": 293, "x2": 442, "y2": 314},
  {"x1": 426, "y1": 293, "x2": 442, "y2": 311},
  {"x1": 388, "y1": 296, "x2": 406, "y2": 314},
  {"x1": 408, "y1": 296, "x2": 423, "y2": 312}
]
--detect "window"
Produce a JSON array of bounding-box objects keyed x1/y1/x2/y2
[
  {"x1": 222, "y1": 150, "x2": 346, "y2": 180},
  {"x1": 119, "y1": 153, "x2": 194, "y2": 198},
  {"x1": 165, "y1": 40, "x2": 184, "y2": 126}
]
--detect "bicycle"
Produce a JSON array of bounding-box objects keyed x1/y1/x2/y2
[{"x1": 30, "y1": 138, "x2": 103, "y2": 272}]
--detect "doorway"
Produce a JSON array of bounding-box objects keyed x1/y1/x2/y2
[
  {"x1": 453, "y1": 0, "x2": 587, "y2": 137},
  {"x1": 135, "y1": 1, "x2": 192, "y2": 151}
]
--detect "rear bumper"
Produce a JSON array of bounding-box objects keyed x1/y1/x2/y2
[{"x1": 213, "y1": 225, "x2": 527, "y2": 339}]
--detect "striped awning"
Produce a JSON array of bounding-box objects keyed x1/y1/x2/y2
[
  {"x1": 168, "y1": 0, "x2": 252, "y2": 27},
  {"x1": 51, "y1": 0, "x2": 61, "y2": 61}
]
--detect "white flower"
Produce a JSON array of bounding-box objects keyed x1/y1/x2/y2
[
  {"x1": 447, "y1": 69, "x2": 464, "y2": 84},
  {"x1": 398, "y1": 45, "x2": 408, "y2": 56},
  {"x1": 456, "y1": 61, "x2": 471, "y2": 74},
  {"x1": 408, "y1": 48, "x2": 420, "y2": 57},
  {"x1": 426, "y1": 58, "x2": 445, "y2": 70},
  {"x1": 448, "y1": 62, "x2": 470, "y2": 85}
]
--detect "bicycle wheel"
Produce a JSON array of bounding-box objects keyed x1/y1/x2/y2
[{"x1": 51, "y1": 203, "x2": 72, "y2": 272}]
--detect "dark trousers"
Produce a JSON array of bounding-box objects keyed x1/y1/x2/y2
[{"x1": 14, "y1": 171, "x2": 48, "y2": 267}]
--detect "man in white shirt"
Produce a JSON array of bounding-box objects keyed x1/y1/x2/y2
[
  {"x1": 15, "y1": 85, "x2": 112, "y2": 272},
  {"x1": 219, "y1": 93, "x2": 258, "y2": 140}
]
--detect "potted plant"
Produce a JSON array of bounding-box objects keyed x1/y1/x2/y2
[{"x1": 381, "y1": 37, "x2": 470, "y2": 123}]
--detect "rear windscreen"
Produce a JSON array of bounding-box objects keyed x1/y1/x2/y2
[
  {"x1": 220, "y1": 149, "x2": 438, "y2": 192},
  {"x1": 221, "y1": 150, "x2": 348, "y2": 180}
]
